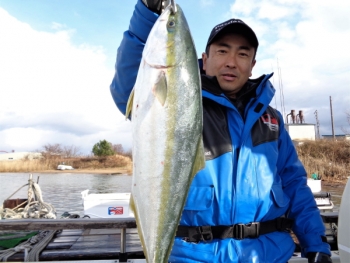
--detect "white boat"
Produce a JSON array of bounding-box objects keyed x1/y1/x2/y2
[
  {"x1": 81, "y1": 190, "x2": 134, "y2": 218},
  {"x1": 57, "y1": 164, "x2": 74, "y2": 170}
]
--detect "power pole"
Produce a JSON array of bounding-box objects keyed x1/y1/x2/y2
[
  {"x1": 314, "y1": 110, "x2": 320, "y2": 139},
  {"x1": 329, "y1": 96, "x2": 335, "y2": 140}
]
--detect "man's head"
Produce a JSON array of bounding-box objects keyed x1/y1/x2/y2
[{"x1": 202, "y1": 19, "x2": 259, "y2": 98}]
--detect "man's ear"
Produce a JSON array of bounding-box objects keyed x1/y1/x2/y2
[
  {"x1": 250, "y1": 59, "x2": 256, "y2": 77},
  {"x1": 202, "y1": 52, "x2": 208, "y2": 71}
]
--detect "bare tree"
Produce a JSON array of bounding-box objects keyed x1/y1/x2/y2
[
  {"x1": 62, "y1": 145, "x2": 81, "y2": 158},
  {"x1": 40, "y1": 143, "x2": 63, "y2": 158},
  {"x1": 123, "y1": 149, "x2": 132, "y2": 160},
  {"x1": 341, "y1": 111, "x2": 350, "y2": 134},
  {"x1": 112, "y1": 144, "x2": 124, "y2": 154}
]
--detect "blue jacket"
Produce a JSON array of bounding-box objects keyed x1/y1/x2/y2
[{"x1": 110, "y1": 1, "x2": 331, "y2": 262}]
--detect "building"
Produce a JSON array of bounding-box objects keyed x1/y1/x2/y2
[
  {"x1": 284, "y1": 109, "x2": 316, "y2": 141},
  {"x1": 0, "y1": 152, "x2": 42, "y2": 161},
  {"x1": 321, "y1": 134, "x2": 350, "y2": 141},
  {"x1": 285, "y1": 123, "x2": 316, "y2": 141}
]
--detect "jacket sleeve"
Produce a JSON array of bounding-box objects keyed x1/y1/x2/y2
[
  {"x1": 110, "y1": 0, "x2": 158, "y2": 115},
  {"x1": 276, "y1": 111, "x2": 331, "y2": 257}
]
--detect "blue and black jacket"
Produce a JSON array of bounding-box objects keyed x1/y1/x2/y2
[{"x1": 110, "y1": 1, "x2": 331, "y2": 262}]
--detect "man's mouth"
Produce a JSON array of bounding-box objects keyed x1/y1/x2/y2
[{"x1": 222, "y1": 73, "x2": 237, "y2": 81}]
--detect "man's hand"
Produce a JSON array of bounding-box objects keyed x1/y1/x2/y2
[
  {"x1": 141, "y1": 0, "x2": 164, "y2": 14},
  {"x1": 307, "y1": 252, "x2": 332, "y2": 263}
]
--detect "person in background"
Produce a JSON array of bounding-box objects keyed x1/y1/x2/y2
[{"x1": 110, "y1": 1, "x2": 332, "y2": 262}]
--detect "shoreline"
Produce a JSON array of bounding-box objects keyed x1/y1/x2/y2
[
  {"x1": 1, "y1": 169, "x2": 347, "y2": 185},
  {"x1": 20, "y1": 168, "x2": 132, "y2": 175}
]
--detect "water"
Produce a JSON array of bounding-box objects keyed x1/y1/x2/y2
[
  {"x1": 0, "y1": 173, "x2": 132, "y2": 216},
  {"x1": 0, "y1": 173, "x2": 346, "y2": 217}
]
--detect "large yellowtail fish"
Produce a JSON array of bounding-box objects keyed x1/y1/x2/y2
[{"x1": 125, "y1": 1, "x2": 205, "y2": 262}]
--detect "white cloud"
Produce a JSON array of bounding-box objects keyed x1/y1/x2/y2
[
  {"x1": 0, "y1": 8, "x2": 131, "y2": 154},
  {"x1": 229, "y1": 0, "x2": 350, "y2": 135}
]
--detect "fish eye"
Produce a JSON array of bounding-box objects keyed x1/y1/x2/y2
[{"x1": 168, "y1": 20, "x2": 175, "y2": 28}]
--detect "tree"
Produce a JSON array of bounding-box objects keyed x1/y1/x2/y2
[
  {"x1": 112, "y1": 144, "x2": 124, "y2": 154},
  {"x1": 341, "y1": 111, "x2": 350, "y2": 134},
  {"x1": 92, "y1": 140, "x2": 115, "y2": 157},
  {"x1": 62, "y1": 145, "x2": 81, "y2": 158},
  {"x1": 40, "y1": 143, "x2": 63, "y2": 158}
]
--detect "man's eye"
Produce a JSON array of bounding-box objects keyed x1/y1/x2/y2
[
  {"x1": 218, "y1": 50, "x2": 226, "y2": 54},
  {"x1": 240, "y1": 52, "x2": 249, "y2": 57}
]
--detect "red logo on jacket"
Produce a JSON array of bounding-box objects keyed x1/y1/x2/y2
[{"x1": 261, "y1": 114, "x2": 279, "y2": 132}]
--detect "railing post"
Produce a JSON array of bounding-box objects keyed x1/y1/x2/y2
[{"x1": 119, "y1": 227, "x2": 128, "y2": 262}]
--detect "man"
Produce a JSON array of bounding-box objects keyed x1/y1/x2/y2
[{"x1": 110, "y1": 1, "x2": 332, "y2": 262}]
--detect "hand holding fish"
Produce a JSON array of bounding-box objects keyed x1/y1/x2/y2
[{"x1": 141, "y1": 0, "x2": 165, "y2": 14}]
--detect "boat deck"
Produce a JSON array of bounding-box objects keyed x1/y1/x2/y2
[
  {"x1": 0, "y1": 213, "x2": 340, "y2": 262},
  {"x1": 4, "y1": 228, "x2": 144, "y2": 262}
]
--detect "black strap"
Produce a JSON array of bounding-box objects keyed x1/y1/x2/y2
[{"x1": 176, "y1": 218, "x2": 294, "y2": 242}]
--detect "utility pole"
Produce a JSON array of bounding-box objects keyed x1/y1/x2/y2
[
  {"x1": 329, "y1": 96, "x2": 335, "y2": 140},
  {"x1": 314, "y1": 110, "x2": 320, "y2": 139}
]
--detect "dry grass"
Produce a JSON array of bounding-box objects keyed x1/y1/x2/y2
[
  {"x1": 0, "y1": 155, "x2": 132, "y2": 173},
  {"x1": 1, "y1": 140, "x2": 348, "y2": 182},
  {"x1": 296, "y1": 140, "x2": 350, "y2": 182}
]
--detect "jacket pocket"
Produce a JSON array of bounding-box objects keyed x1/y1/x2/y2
[
  {"x1": 184, "y1": 186, "x2": 214, "y2": 211},
  {"x1": 271, "y1": 182, "x2": 290, "y2": 208}
]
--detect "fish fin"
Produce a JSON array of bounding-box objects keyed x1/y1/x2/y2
[
  {"x1": 129, "y1": 194, "x2": 135, "y2": 214},
  {"x1": 125, "y1": 88, "x2": 135, "y2": 120},
  {"x1": 191, "y1": 136, "x2": 206, "y2": 179},
  {"x1": 130, "y1": 194, "x2": 149, "y2": 261},
  {"x1": 153, "y1": 71, "x2": 167, "y2": 106}
]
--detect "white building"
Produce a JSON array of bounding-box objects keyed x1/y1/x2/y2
[
  {"x1": 322, "y1": 134, "x2": 350, "y2": 141},
  {"x1": 285, "y1": 123, "x2": 316, "y2": 141},
  {"x1": 0, "y1": 152, "x2": 42, "y2": 161}
]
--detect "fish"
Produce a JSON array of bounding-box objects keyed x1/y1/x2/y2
[{"x1": 125, "y1": 2, "x2": 205, "y2": 262}]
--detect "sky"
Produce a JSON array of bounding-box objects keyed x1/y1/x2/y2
[{"x1": 0, "y1": 0, "x2": 349, "y2": 155}]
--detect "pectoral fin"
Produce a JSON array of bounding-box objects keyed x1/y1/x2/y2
[
  {"x1": 125, "y1": 88, "x2": 135, "y2": 120},
  {"x1": 153, "y1": 71, "x2": 167, "y2": 106}
]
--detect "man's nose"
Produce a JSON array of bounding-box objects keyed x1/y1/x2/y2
[{"x1": 225, "y1": 55, "x2": 236, "y2": 68}]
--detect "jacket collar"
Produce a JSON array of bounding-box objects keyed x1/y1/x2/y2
[{"x1": 201, "y1": 74, "x2": 266, "y2": 101}]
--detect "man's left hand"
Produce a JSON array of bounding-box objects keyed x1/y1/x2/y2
[{"x1": 307, "y1": 252, "x2": 332, "y2": 263}]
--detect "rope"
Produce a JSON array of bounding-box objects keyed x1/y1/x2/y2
[
  {"x1": 26, "y1": 230, "x2": 58, "y2": 262},
  {"x1": 0, "y1": 230, "x2": 58, "y2": 262},
  {"x1": 0, "y1": 174, "x2": 56, "y2": 219}
]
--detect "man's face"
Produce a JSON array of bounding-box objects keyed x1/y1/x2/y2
[{"x1": 202, "y1": 33, "x2": 256, "y2": 98}]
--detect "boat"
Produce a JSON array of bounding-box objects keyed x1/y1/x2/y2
[
  {"x1": 1, "y1": 176, "x2": 348, "y2": 262},
  {"x1": 56, "y1": 164, "x2": 74, "y2": 170},
  {"x1": 81, "y1": 190, "x2": 134, "y2": 218}
]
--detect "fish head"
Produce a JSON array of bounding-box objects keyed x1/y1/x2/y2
[{"x1": 143, "y1": 4, "x2": 194, "y2": 69}]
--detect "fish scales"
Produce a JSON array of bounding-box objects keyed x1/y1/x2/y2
[{"x1": 126, "y1": 3, "x2": 205, "y2": 263}]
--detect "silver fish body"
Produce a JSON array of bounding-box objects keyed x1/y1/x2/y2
[{"x1": 126, "y1": 4, "x2": 205, "y2": 263}]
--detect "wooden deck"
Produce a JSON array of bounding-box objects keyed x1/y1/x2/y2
[
  {"x1": 5, "y1": 228, "x2": 144, "y2": 262},
  {"x1": 0, "y1": 213, "x2": 340, "y2": 262},
  {"x1": 0, "y1": 218, "x2": 145, "y2": 262}
]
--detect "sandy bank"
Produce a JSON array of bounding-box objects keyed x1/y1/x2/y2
[{"x1": 34, "y1": 167, "x2": 132, "y2": 175}]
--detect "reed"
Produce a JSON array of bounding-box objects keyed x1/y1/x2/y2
[
  {"x1": 1, "y1": 140, "x2": 348, "y2": 182},
  {"x1": 0, "y1": 155, "x2": 132, "y2": 173},
  {"x1": 297, "y1": 140, "x2": 350, "y2": 182}
]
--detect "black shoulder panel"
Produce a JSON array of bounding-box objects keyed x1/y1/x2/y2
[
  {"x1": 251, "y1": 107, "x2": 280, "y2": 146},
  {"x1": 202, "y1": 98, "x2": 232, "y2": 160}
]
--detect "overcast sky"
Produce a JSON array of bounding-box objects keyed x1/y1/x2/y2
[{"x1": 0, "y1": 0, "x2": 349, "y2": 155}]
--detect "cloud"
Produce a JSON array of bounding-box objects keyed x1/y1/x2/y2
[
  {"x1": 0, "y1": 7, "x2": 131, "y2": 154},
  {"x1": 200, "y1": 0, "x2": 214, "y2": 8},
  {"x1": 229, "y1": 0, "x2": 350, "y2": 135}
]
